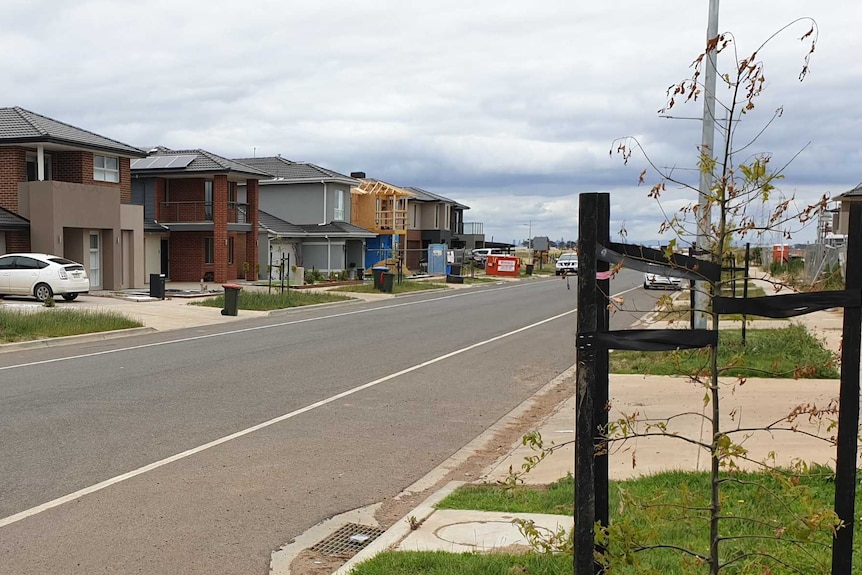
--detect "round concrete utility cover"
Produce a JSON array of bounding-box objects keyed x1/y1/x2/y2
[{"x1": 436, "y1": 520, "x2": 525, "y2": 549}]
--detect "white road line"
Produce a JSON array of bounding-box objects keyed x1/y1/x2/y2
[
  {"x1": 0, "y1": 306, "x2": 574, "y2": 529},
  {"x1": 0, "y1": 280, "x2": 538, "y2": 372}
]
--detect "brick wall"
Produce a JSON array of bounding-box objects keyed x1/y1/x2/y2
[
  {"x1": 168, "y1": 230, "x2": 242, "y2": 282},
  {"x1": 53, "y1": 151, "x2": 86, "y2": 184},
  {"x1": 5, "y1": 229, "x2": 30, "y2": 252},
  {"x1": 213, "y1": 175, "x2": 228, "y2": 283},
  {"x1": 245, "y1": 179, "x2": 259, "y2": 275},
  {"x1": 0, "y1": 147, "x2": 27, "y2": 213},
  {"x1": 169, "y1": 231, "x2": 206, "y2": 282},
  {"x1": 166, "y1": 178, "x2": 203, "y2": 202},
  {"x1": 119, "y1": 158, "x2": 131, "y2": 202}
]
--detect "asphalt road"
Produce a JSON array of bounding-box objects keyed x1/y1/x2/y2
[{"x1": 0, "y1": 271, "x2": 649, "y2": 574}]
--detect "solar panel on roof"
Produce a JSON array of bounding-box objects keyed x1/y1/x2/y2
[
  {"x1": 131, "y1": 157, "x2": 159, "y2": 170},
  {"x1": 131, "y1": 154, "x2": 197, "y2": 170},
  {"x1": 161, "y1": 154, "x2": 196, "y2": 168}
]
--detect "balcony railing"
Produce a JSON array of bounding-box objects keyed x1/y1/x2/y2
[
  {"x1": 462, "y1": 222, "x2": 483, "y2": 235},
  {"x1": 159, "y1": 201, "x2": 250, "y2": 224}
]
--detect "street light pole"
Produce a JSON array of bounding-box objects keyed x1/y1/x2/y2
[{"x1": 694, "y1": 0, "x2": 720, "y2": 329}]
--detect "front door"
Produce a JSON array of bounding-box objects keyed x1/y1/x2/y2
[
  {"x1": 160, "y1": 239, "x2": 170, "y2": 277},
  {"x1": 89, "y1": 232, "x2": 101, "y2": 289}
]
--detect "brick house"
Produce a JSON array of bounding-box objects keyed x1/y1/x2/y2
[
  {"x1": 0, "y1": 107, "x2": 147, "y2": 289},
  {"x1": 131, "y1": 147, "x2": 270, "y2": 283}
]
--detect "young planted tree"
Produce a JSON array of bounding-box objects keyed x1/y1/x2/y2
[{"x1": 597, "y1": 17, "x2": 848, "y2": 575}]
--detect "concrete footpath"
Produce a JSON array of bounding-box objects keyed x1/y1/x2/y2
[{"x1": 288, "y1": 290, "x2": 847, "y2": 574}]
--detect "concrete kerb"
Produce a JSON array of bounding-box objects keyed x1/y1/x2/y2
[
  {"x1": 269, "y1": 502, "x2": 384, "y2": 575},
  {"x1": 330, "y1": 482, "x2": 465, "y2": 575},
  {"x1": 0, "y1": 327, "x2": 156, "y2": 354},
  {"x1": 268, "y1": 365, "x2": 576, "y2": 575}
]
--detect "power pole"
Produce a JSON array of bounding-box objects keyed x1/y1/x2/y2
[{"x1": 694, "y1": 0, "x2": 720, "y2": 329}]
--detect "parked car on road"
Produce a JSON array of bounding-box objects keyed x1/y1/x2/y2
[
  {"x1": 643, "y1": 264, "x2": 683, "y2": 290},
  {"x1": 555, "y1": 253, "x2": 578, "y2": 275},
  {"x1": 0, "y1": 253, "x2": 90, "y2": 302},
  {"x1": 471, "y1": 248, "x2": 508, "y2": 266}
]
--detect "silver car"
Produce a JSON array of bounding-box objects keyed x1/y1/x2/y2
[
  {"x1": 0, "y1": 253, "x2": 90, "y2": 302},
  {"x1": 643, "y1": 264, "x2": 683, "y2": 290}
]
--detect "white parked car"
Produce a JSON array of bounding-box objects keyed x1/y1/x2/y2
[
  {"x1": 471, "y1": 248, "x2": 508, "y2": 266},
  {"x1": 643, "y1": 264, "x2": 683, "y2": 290},
  {"x1": 555, "y1": 253, "x2": 578, "y2": 275},
  {"x1": 0, "y1": 253, "x2": 90, "y2": 302}
]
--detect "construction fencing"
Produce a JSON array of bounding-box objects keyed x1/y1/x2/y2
[{"x1": 803, "y1": 243, "x2": 846, "y2": 284}]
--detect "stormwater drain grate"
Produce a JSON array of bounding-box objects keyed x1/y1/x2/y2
[{"x1": 310, "y1": 523, "x2": 386, "y2": 557}]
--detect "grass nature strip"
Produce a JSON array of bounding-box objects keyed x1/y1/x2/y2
[
  {"x1": 349, "y1": 550, "x2": 573, "y2": 575},
  {"x1": 334, "y1": 280, "x2": 449, "y2": 294},
  {"x1": 381, "y1": 469, "x2": 855, "y2": 575},
  {"x1": 0, "y1": 307, "x2": 142, "y2": 343},
  {"x1": 189, "y1": 289, "x2": 352, "y2": 311},
  {"x1": 610, "y1": 324, "x2": 839, "y2": 379}
]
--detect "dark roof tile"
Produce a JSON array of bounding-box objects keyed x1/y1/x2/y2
[
  {"x1": 0, "y1": 107, "x2": 145, "y2": 156},
  {"x1": 258, "y1": 210, "x2": 307, "y2": 236},
  {"x1": 297, "y1": 221, "x2": 376, "y2": 237},
  {"x1": 404, "y1": 186, "x2": 469, "y2": 209},
  {"x1": 0, "y1": 206, "x2": 29, "y2": 229},
  {"x1": 134, "y1": 148, "x2": 271, "y2": 177},
  {"x1": 235, "y1": 156, "x2": 357, "y2": 183}
]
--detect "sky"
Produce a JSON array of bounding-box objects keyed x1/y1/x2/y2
[{"x1": 3, "y1": 1, "x2": 860, "y2": 246}]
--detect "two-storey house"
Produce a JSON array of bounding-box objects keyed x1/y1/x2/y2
[
  {"x1": 403, "y1": 186, "x2": 472, "y2": 269},
  {"x1": 131, "y1": 147, "x2": 269, "y2": 283},
  {"x1": 0, "y1": 107, "x2": 147, "y2": 289},
  {"x1": 236, "y1": 156, "x2": 375, "y2": 274}
]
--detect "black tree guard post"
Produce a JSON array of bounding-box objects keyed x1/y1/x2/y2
[
  {"x1": 594, "y1": 196, "x2": 610, "y2": 543},
  {"x1": 832, "y1": 202, "x2": 862, "y2": 575},
  {"x1": 575, "y1": 193, "x2": 603, "y2": 574}
]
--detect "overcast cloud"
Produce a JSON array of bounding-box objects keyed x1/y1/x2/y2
[{"x1": 4, "y1": 1, "x2": 859, "y2": 245}]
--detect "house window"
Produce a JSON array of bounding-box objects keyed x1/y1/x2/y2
[
  {"x1": 228, "y1": 183, "x2": 236, "y2": 203},
  {"x1": 227, "y1": 236, "x2": 234, "y2": 264},
  {"x1": 26, "y1": 153, "x2": 52, "y2": 181},
  {"x1": 204, "y1": 237, "x2": 214, "y2": 264},
  {"x1": 93, "y1": 155, "x2": 120, "y2": 183},
  {"x1": 434, "y1": 205, "x2": 439, "y2": 228},
  {"x1": 204, "y1": 181, "x2": 214, "y2": 220},
  {"x1": 334, "y1": 189, "x2": 344, "y2": 221}
]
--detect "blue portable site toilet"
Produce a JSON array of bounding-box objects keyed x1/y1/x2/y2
[{"x1": 427, "y1": 244, "x2": 446, "y2": 275}]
